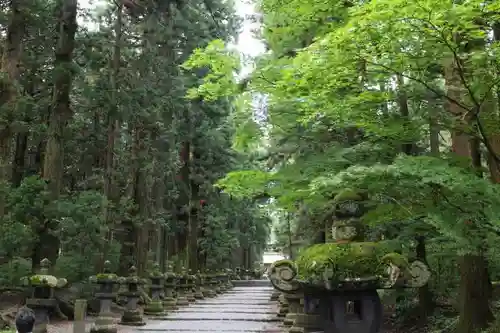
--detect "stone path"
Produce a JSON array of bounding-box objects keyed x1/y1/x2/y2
[{"x1": 136, "y1": 286, "x2": 281, "y2": 333}]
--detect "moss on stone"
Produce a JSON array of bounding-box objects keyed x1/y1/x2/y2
[
  {"x1": 272, "y1": 259, "x2": 295, "y2": 267},
  {"x1": 381, "y1": 252, "x2": 409, "y2": 269},
  {"x1": 29, "y1": 274, "x2": 58, "y2": 287},
  {"x1": 333, "y1": 189, "x2": 363, "y2": 203},
  {"x1": 295, "y1": 241, "x2": 404, "y2": 281},
  {"x1": 96, "y1": 273, "x2": 118, "y2": 280}
]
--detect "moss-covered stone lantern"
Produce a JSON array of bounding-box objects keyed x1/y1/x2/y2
[
  {"x1": 144, "y1": 263, "x2": 165, "y2": 316},
  {"x1": 23, "y1": 258, "x2": 68, "y2": 333},
  {"x1": 176, "y1": 267, "x2": 189, "y2": 306},
  {"x1": 119, "y1": 266, "x2": 146, "y2": 326},
  {"x1": 194, "y1": 270, "x2": 205, "y2": 299},
  {"x1": 269, "y1": 189, "x2": 431, "y2": 333},
  {"x1": 225, "y1": 268, "x2": 234, "y2": 289},
  {"x1": 163, "y1": 264, "x2": 177, "y2": 310},
  {"x1": 88, "y1": 260, "x2": 118, "y2": 333},
  {"x1": 185, "y1": 269, "x2": 196, "y2": 302}
]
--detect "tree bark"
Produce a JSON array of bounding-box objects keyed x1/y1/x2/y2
[
  {"x1": 34, "y1": 0, "x2": 78, "y2": 271},
  {"x1": 177, "y1": 141, "x2": 191, "y2": 264},
  {"x1": 100, "y1": 1, "x2": 123, "y2": 272},
  {"x1": 0, "y1": 0, "x2": 28, "y2": 211},
  {"x1": 457, "y1": 254, "x2": 493, "y2": 333},
  {"x1": 444, "y1": 52, "x2": 493, "y2": 333},
  {"x1": 188, "y1": 145, "x2": 201, "y2": 271}
]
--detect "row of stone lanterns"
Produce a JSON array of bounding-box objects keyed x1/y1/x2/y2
[
  {"x1": 88, "y1": 262, "x2": 234, "y2": 332},
  {"x1": 22, "y1": 258, "x2": 234, "y2": 333}
]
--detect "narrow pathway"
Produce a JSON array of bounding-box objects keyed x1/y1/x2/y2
[{"x1": 136, "y1": 286, "x2": 281, "y2": 333}]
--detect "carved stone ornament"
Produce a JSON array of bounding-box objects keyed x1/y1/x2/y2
[
  {"x1": 403, "y1": 260, "x2": 431, "y2": 287},
  {"x1": 380, "y1": 260, "x2": 431, "y2": 288},
  {"x1": 269, "y1": 260, "x2": 300, "y2": 293}
]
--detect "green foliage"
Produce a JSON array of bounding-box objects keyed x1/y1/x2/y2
[
  {"x1": 295, "y1": 241, "x2": 403, "y2": 281},
  {"x1": 310, "y1": 155, "x2": 500, "y2": 249},
  {"x1": 0, "y1": 0, "x2": 270, "y2": 286},
  {"x1": 182, "y1": 39, "x2": 241, "y2": 101},
  {"x1": 216, "y1": 170, "x2": 272, "y2": 198},
  {"x1": 199, "y1": 195, "x2": 271, "y2": 268},
  {"x1": 0, "y1": 258, "x2": 31, "y2": 287}
]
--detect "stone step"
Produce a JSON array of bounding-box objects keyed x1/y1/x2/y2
[
  {"x1": 172, "y1": 308, "x2": 277, "y2": 313},
  {"x1": 174, "y1": 304, "x2": 276, "y2": 308},
  {"x1": 136, "y1": 285, "x2": 281, "y2": 333},
  {"x1": 230, "y1": 280, "x2": 272, "y2": 287},
  {"x1": 188, "y1": 302, "x2": 270, "y2": 305},
  {"x1": 137, "y1": 320, "x2": 280, "y2": 331}
]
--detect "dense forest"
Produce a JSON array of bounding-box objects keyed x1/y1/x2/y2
[{"x1": 0, "y1": 0, "x2": 270, "y2": 286}]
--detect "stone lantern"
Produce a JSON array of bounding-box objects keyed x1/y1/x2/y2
[
  {"x1": 144, "y1": 263, "x2": 165, "y2": 316},
  {"x1": 89, "y1": 260, "x2": 119, "y2": 333},
  {"x1": 23, "y1": 258, "x2": 67, "y2": 333},
  {"x1": 119, "y1": 266, "x2": 146, "y2": 326},
  {"x1": 163, "y1": 264, "x2": 177, "y2": 310}
]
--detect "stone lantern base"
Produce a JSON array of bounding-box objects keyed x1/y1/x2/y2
[
  {"x1": 176, "y1": 293, "x2": 189, "y2": 306},
  {"x1": 186, "y1": 290, "x2": 196, "y2": 302},
  {"x1": 293, "y1": 313, "x2": 322, "y2": 332},
  {"x1": 162, "y1": 296, "x2": 177, "y2": 310},
  {"x1": 90, "y1": 314, "x2": 117, "y2": 333},
  {"x1": 203, "y1": 288, "x2": 216, "y2": 297},
  {"x1": 119, "y1": 309, "x2": 145, "y2": 326},
  {"x1": 194, "y1": 289, "x2": 204, "y2": 299},
  {"x1": 144, "y1": 300, "x2": 165, "y2": 316}
]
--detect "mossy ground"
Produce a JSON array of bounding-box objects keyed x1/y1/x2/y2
[{"x1": 295, "y1": 241, "x2": 404, "y2": 282}]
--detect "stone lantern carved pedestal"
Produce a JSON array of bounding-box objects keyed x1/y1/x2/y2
[
  {"x1": 144, "y1": 263, "x2": 165, "y2": 316},
  {"x1": 119, "y1": 266, "x2": 146, "y2": 326},
  {"x1": 163, "y1": 264, "x2": 177, "y2": 311},
  {"x1": 292, "y1": 297, "x2": 322, "y2": 333},
  {"x1": 22, "y1": 258, "x2": 68, "y2": 333},
  {"x1": 268, "y1": 190, "x2": 431, "y2": 333},
  {"x1": 89, "y1": 260, "x2": 118, "y2": 333}
]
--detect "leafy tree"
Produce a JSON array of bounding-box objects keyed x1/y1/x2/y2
[{"x1": 184, "y1": 0, "x2": 500, "y2": 332}]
